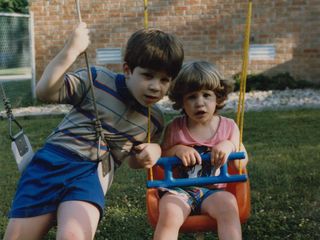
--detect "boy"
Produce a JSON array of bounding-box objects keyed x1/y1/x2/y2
[{"x1": 4, "y1": 22, "x2": 184, "y2": 240}]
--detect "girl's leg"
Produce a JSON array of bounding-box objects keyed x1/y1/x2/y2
[
  {"x1": 201, "y1": 191, "x2": 241, "y2": 240},
  {"x1": 153, "y1": 193, "x2": 191, "y2": 240},
  {"x1": 56, "y1": 200, "x2": 100, "y2": 240},
  {"x1": 3, "y1": 213, "x2": 55, "y2": 240}
]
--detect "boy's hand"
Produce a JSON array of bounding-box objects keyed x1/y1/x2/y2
[
  {"x1": 36, "y1": 22, "x2": 91, "y2": 103},
  {"x1": 65, "y1": 22, "x2": 90, "y2": 57},
  {"x1": 133, "y1": 143, "x2": 161, "y2": 168},
  {"x1": 173, "y1": 145, "x2": 202, "y2": 167}
]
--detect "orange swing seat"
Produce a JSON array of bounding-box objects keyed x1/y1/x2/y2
[
  {"x1": 145, "y1": 0, "x2": 253, "y2": 232},
  {"x1": 146, "y1": 164, "x2": 251, "y2": 233}
]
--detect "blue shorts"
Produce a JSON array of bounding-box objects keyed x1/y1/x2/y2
[
  {"x1": 8, "y1": 144, "x2": 105, "y2": 219},
  {"x1": 160, "y1": 186, "x2": 223, "y2": 214}
]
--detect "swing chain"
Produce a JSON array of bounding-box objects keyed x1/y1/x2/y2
[
  {"x1": 1, "y1": 82, "x2": 24, "y2": 139},
  {"x1": 74, "y1": 0, "x2": 110, "y2": 174},
  {"x1": 94, "y1": 117, "x2": 104, "y2": 159},
  {"x1": 1, "y1": 82, "x2": 13, "y2": 120}
]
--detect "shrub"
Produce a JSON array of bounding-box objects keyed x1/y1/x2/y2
[
  {"x1": 0, "y1": 0, "x2": 28, "y2": 14},
  {"x1": 233, "y1": 72, "x2": 319, "y2": 92}
]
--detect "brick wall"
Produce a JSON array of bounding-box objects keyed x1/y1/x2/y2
[{"x1": 30, "y1": 0, "x2": 320, "y2": 83}]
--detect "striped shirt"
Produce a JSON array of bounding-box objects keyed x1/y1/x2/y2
[{"x1": 46, "y1": 66, "x2": 164, "y2": 167}]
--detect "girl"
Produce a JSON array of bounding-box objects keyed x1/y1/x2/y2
[{"x1": 153, "y1": 60, "x2": 248, "y2": 240}]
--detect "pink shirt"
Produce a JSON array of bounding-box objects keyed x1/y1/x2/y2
[
  {"x1": 162, "y1": 115, "x2": 236, "y2": 150},
  {"x1": 162, "y1": 115, "x2": 237, "y2": 189}
]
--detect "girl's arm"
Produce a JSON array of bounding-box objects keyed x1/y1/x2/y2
[
  {"x1": 161, "y1": 124, "x2": 202, "y2": 167},
  {"x1": 36, "y1": 22, "x2": 90, "y2": 103},
  {"x1": 228, "y1": 121, "x2": 249, "y2": 169},
  {"x1": 163, "y1": 144, "x2": 202, "y2": 167},
  {"x1": 232, "y1": 143, "x2": 249, "y2": 170},
  {"x1": 211, "y1": 121, "x2": 248, "y2": 170}
]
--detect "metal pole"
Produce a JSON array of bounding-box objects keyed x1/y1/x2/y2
[{"x1": 29, "y1": 12, "x2": 36, "y2": 99}]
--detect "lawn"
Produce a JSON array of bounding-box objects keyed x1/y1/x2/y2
[
  {"x1": 0, "y1": 79, "x2": 35, "y2": 109},
  {"x1": 0, "y1": 109, "x2": 319, "y2": 239}
]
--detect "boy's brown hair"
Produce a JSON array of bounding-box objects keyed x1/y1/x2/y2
[
  {"x1": 169, "y1": 60, "x2": 234, "y2": 111},
  {"x1": 124, "y1": 29, "x2": 184, "y2": 79}
]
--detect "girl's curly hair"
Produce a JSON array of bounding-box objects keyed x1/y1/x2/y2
[{"x1": 168, "y1": 60, "x2": 234, "y2": 113}]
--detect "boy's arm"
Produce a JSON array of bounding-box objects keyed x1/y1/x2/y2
[{"x1": 36, "y1": 22, "x2": 90, "y2": 103}]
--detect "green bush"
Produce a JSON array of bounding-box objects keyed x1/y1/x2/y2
[
  {"x1": 233, "y1": 72, "x2": 319, "y2": 92},
  {"x1": 0, "y1": 0, "x2": 28, "y2": 14}
]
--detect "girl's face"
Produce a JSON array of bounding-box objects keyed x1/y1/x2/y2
[
  {"x1": 182, "y1": 89, "x2": 217, "y2": 124},
  {"x1": 124, "y1": 64, "x2": 171, "y2": 106}
]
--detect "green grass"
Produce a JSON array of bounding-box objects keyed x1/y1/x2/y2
[
  {"x1": 0, "y1": 80, "x2": 35, "y2": 109},
  {"x1": 0, "y1": 109, "x2": 320, "y2": 239}
]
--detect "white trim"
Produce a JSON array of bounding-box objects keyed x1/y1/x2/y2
[
  {"x1": 249, "y1": 44, "x2": 276, "y2": 61},
  {"x1": 0, "y1": 75, "x2": 32, "y2": 82},
  {"x1": 96, "y1": 48, "x2": 122, "y2": 65},
  {"x1": 29, "y1": 12, "x2": 36, "y2": 99},
  {"x1": 0, "y1": 12, "x2": 29, "y2": 18}
]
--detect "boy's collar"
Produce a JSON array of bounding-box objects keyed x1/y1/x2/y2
[{"x1": 115, "y1": 74, "x2": 148, "y2": 111}]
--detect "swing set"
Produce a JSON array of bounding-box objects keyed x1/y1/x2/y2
[
  {"x1": 1, "y1": 0, "x2": 253, "y2": 237},
  {"x1": 144, "y1": 0, "x2": 253, "y2": 236}
]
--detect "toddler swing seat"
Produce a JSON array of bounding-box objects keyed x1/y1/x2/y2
[
  {"x1": 146, "y1": 153, "x2": 251, "y2": 232},
  {"x1": 145, "y1": 0, "x2": 253, "y2": 234}
]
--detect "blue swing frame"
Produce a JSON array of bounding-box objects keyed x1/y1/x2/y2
[{"x1": 147, "y1": 152, "x2": 247, "y2": 188}]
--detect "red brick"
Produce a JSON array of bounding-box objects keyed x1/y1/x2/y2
[{"x1": 29, "y1": 0, "x2": 320, "y2": 82}]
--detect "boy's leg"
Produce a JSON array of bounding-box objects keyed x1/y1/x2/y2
[
  {"x1": 153, "y1": 193, "x2": 191, "y2": 240},
  {"x1": 201, "y1": 191, "x2": 241, "y2": 240},
  {"x1": 56, "y1": 200, "x2": 100, "y2": 240},
  {"x1": 3, "y1": 213, "x2": 55, "y2": 240}
]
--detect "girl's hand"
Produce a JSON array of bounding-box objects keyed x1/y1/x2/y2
[
  {"x1": 211, "y1": 149, "x2": 227, "y2": 172},
  {"x1": 65, "y1": 22, "x2": 90, "y2": 57},
  {"x1": 211, "y1": 140, "x2": 234, "y2": 170},
  {"x1": 174, "y1": 145, "x2": 202, "y2": 167}
]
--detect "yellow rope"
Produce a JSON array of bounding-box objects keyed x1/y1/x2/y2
[
  {"x1": 147, "y1": 106, "x2": 154, "y2": 181},
  {"x1": 236, "y1": 0, "x2": 252, "y2": 174},
  {"x1": 144, "y1": 0, "x2": 148, "y2": 29},
  {"x1": 144, "y1": 0, "x2": 153, "y2": 181},
  {"x1": 147, "y1": 107, "x2": 151, "y2": 143}
]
